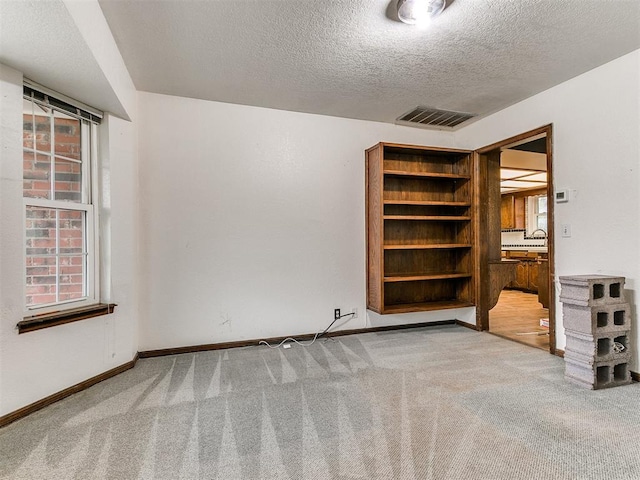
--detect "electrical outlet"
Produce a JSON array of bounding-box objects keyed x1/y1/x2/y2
[
  {"x1": 351, "y1": 308, "x2": 358, "y2": 319},
  {"x1": 334, "y1": 308, "x2": 341, "y2": 320}
]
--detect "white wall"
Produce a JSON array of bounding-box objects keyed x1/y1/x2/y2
[
  {"x1": 455, "y1": 50, "x2": 640, "y2": 368},
  {"x1": 0, "y1": 1, "x2": 140, "y2": 416},
  {"x1": 137, "y1": 92, "x2": 475, "y2": 351},
  {"x1": 4, "y1": 3, "x2": 637, "y2": 417},
  {"x1": 0, "y1": 64, "x2": 24, "y2": 416},
  {"x1": 0, "y1": 63, "x2": 139, "y2": 417}
]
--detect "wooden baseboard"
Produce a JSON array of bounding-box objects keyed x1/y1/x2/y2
[
  {"x1": 2, "y1": 335, "x2": 633, "y2": 430},
  {"x1": 455, "y1": 320, "x2": 479, "y2": 331},
  {"x1": 139, "y1": 319, "x2": 460, "y2": 358},
  {"x1": 1, "y1": 320, "x2": 476, "y2": 426},
  {"x1": 0, "y1": 353, "x2": 138, "y2": 429}
]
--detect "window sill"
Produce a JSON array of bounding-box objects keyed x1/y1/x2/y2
[{"x1": 17, "y1": 303, "x2": 117, "y2": 334}]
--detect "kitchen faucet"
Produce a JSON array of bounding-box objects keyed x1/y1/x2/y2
[{"x1": 530, "y1": 228, "x2": 548, "y2": 246}]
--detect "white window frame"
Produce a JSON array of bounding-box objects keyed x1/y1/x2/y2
[
  {"x1": 22, "y1": 94, "x2": 101, "y2": 316},
  {"x1": 526, "y1": 194, "x2": 548, "y2": 236}
]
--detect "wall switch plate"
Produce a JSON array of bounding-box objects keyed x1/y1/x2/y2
[{"x1": 561, "y1": 224, "x2": 571, "y2": 237}]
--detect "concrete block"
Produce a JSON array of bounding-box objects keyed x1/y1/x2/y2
[
  {"x1": 562, "y1": 303, "x2": 630, "y2": 334},
  {"x1": 559, "y1": 275, "x2": 626, "y2": 307},
  {"x1": 564, "y1": 331, "x2": 631, "y2": 363},
  {"x1": 564, "y1": 356, "x2": 632, "y2": 390}
]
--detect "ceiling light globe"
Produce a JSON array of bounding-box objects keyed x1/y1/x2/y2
[{"x1": 397, "y1": 0, "x2": 446, "y2": 25}]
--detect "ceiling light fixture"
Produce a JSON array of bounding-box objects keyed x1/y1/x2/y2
[{"x1": 397, "y1": 0, "x2": 446, "y2": 26}]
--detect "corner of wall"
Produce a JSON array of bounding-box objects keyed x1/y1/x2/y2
[{"x1": 63, "y1": 0, "x2": 137, "y2": 121}]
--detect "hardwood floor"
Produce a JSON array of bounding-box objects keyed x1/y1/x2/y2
[{"x1": 489, "y1": 289, "x2": 549, "y2": 350}]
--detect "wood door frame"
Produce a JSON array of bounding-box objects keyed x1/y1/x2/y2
[{"x1": 474, "y1": 124, "x2": 556, "y2": 355}]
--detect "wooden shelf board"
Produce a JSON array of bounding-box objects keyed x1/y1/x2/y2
[
  {"x1": 383, "y1": 200, "x2": 470, "y2": 207},
  {"x1": 383, "y1": 170, "x2": 471, "y2": 180},
  {"x1": 367, "y1": 143, "x2": 476, "y2": 316},
  {"x1": 384, "y1": 244, "x2": 472, "y2": 250},
  {"x1": 382, "y1": 300, "x2": 475, "y2": 314},
  {"x1": 384, "y1": 215, "x2": 471, "y2": 221},
  {"x1": 383, "y1": 273, "x2": 472, "y2": 283},
  {"x1": 378, "y1": 142, "x2": 472, "y2": 155}
]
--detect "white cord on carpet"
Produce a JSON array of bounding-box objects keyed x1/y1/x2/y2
[{"x1": 259, "y1": 312, "x2": 355, "y2": 349}]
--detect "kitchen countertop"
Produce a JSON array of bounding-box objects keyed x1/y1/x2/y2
[
  {"x1": 502, "y1": 249, "x2": 549, "y2": 260},
  {"x1": 502, "y1": 246, "x2": 547, "y2": 253}
]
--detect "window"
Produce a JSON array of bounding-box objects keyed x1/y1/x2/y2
[
  {"x1": 527, "y1": 194, "x2": 547, "y2": 235},
  {"x1": 22, "y1": 85, "x2": 100, "y2": 316}
]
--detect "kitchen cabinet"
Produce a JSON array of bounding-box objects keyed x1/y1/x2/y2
[
  {"x1": 513, "y1": 261, "x2": 529, "y2": 289},
  {"x1": 503, "y1": 251, "x2": 547, "y2": 294},
  {"x1": 500, "y1": 194, "x2": 528, "y2": 230},
  {"x1": 509, "y1": 259, "x2": 538, "y2": 292},
  {"x1": 514, "y1": 196, "x2": 526, "y2": 229},
  {"x1": 528, "y1": 261, "x2": 540, "y2": 291},
  {"x1": 500, "y1": 195, "x2": 515, "y2": 229}
]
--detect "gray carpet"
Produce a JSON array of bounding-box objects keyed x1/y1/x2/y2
[{"x1": 2, "y1": 325, "x2": 640, "y2": 479}]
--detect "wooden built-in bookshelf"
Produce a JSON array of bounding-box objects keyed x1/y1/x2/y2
[{"x1": 366, "y1": 143, "x2": 475, "y2": 314}]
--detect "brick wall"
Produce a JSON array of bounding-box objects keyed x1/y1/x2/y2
[{"x1": 23, "y1": 112, "x2": 85, "y2": 307}]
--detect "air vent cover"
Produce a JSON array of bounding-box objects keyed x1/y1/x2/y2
[{"x1": 396, "y1": 106, "x2": 476, "y2": 129}]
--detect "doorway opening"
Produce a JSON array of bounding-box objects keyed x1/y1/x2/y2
[{"x1": 475, "y1": 126, "x2": 555, "y2": 354}]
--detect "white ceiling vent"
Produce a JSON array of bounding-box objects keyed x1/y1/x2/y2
[{"x1": 396, "y1": 106, "x2": 476, "y2": 129}]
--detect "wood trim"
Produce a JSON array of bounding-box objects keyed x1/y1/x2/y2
[
  {"x1": 139, "y1": 320, "x2": 460, "y2": 358},
  {"x1": 365, "y1": 141, "x2": 383, "y2": 154},
  {"x1": 472, "y1": 151, "x2": 484, "y2": 328},
  {"x1": 378, "y1": 142, "x2": 472, "y2": 154},
  {"x1": 555, "y1": 349, "x2": 565, "y2": 358},
  {"x1": 0, "y1": 353, "x2": 138, "y2": 429},
  {"x1": 545, "y1": 127, "x2": 556, "y2": 355},
  {"x1": 490, "y1": 331, "x2": 555, "y2": 352},
  {"x1": 476, "y1": 125, "x2": 552, "y2": 154},
  {"x1": 365, "y1": 147, "x2": 371, "y2": 310},
  {"x1": 377, "y1": 146, "x2": 385, "y2": 314},
  {"x1": 470, "y1": 150, "x2": 478, "y2": 310},
  {"x1": 455, "y1": 320, "x2": 480, "y2": 331},
  {"x1": 381, "y1": 301, "x2": 474, "y2": 314},
  {"x1": 488, "y1": 261, "x2": 517, "y2": 310},
  {"x1": 18, "y1": 303, "x2": 117, "y2": 334},
  {"x1": 506, "y1": 187, "x2": 546, "y2": 199},
  {"x1": 475, "y1": 149, "x2": 502, "y2": 331},
  {"x1": 476, "y1": 125, "x2": 555, "y2": 356}
]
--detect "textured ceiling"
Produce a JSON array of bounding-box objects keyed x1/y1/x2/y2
[
  {"x1": 99, "y1": 0, "x2": 640, "y2": 126},
  {"x1": 0, "y1": 0, "x2": 128, "y2": 119}
]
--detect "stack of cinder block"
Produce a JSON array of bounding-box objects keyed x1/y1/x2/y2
[{"x1": 560, "y1": 275, "x2": 632, "y2": 389}]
